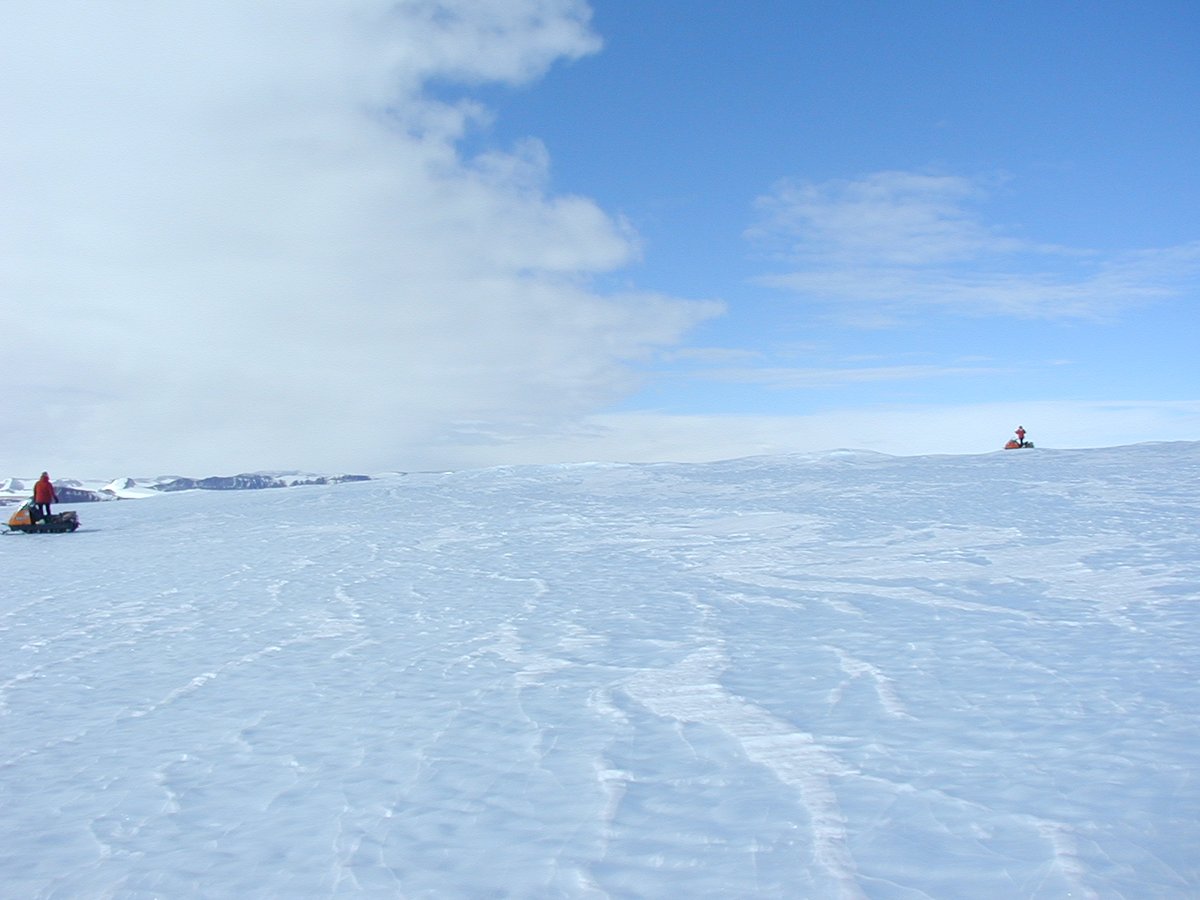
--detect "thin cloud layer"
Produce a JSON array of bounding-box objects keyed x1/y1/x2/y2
[
  {"x1": 440, "y1": 401, "x2": 1200, "y2": 466},
  {"x1": 2, "y1": 2, "x2": 716, "y2": 475},
  {"x1": 750, "y1": 171, "x2": 1200, "y2": 321}
]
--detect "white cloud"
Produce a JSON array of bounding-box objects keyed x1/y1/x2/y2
[
  {"x1": 1, "y1": 2, "x2": 717, "y2": 476},
  {"x1": 750, "y1": 171, "x2": 1021, "y2": 266},
  {"x1": 750, "y1": 171, "x2": 1200, "y2": 321},
  {"x1": 434, "y1": 401, "x2": 1200, "y2": 466},
  {"x1": 688, "y1": 363, "x2": 1011, "y2": 389}
]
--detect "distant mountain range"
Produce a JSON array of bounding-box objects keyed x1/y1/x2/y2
[{"x1": 0, "y1": 472, "x2": 372, "y2": 504}]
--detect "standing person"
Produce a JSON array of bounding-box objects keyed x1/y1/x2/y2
[
  {"x1": 1016, "y1": 426, "x2": 1027, "y2": 447},
  {"x1": 33, "y1": 472, "x2": 57, "y2": 522}
]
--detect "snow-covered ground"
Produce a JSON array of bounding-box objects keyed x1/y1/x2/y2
[
  {"x1": 1, "y1": 476, "x2": 167, "y2": 501},
  {"x1": 0, "y1": 473, "x2": 371, "y2": 504},
  {"x1": 2, "y1": 443, "x2": 1197, "y2": 898}
]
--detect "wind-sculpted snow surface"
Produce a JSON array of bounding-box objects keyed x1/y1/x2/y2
[{"x1": 2, "y1": 443, "x2": 1198, "y2": 897}]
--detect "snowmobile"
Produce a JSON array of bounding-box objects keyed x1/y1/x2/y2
[
  {"x1": 1004, "y1": 439, "x2": 1035, "y2": 450},
  {"x1": 5, "y1": 500, "x2": 80, "y2": 534}
]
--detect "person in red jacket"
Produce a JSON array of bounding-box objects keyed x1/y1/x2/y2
[
  {"x1": 1015, "y1": 426, "x2": 1027, "y2": 447},
  {"x1": 33, "y1": 472, "x2": 58, "y2": 522}
]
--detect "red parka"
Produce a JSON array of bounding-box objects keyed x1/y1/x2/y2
[{"x1": 33, "y1": 473, "x2": 57, "y2": 504}]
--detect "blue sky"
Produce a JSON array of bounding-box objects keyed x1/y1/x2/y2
[
  {"x1": 2, "y1": 2, "x2": 1197, "y2": 475},
  {"x1": 485, "y1": 1, "x2": 1200, "y2": 425}
]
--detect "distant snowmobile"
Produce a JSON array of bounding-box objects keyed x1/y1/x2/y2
[
  {"x1": 5, "y1": 500, "x2": 80, "y2": 533},
  {"x1": 1004, "y1": 426, "x2": 1035, "y2": 450}
]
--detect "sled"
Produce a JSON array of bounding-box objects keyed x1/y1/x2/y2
[{"x1": 5, "y1": 500, "x2": 80, "y2": 534}]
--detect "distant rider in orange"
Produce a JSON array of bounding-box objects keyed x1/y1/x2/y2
[
  {"x1": 1015, "y1": 426, "x2": 1027, "y2": 447},
  {"x1": 33, "y1": 472, "x2": 58, "y2": 522}
]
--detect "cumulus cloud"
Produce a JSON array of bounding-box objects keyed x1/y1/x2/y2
[
  {"x1": 1, "y1": 1, "x2": 717, "y2": 475},
  {"x1": 749, "y1": 170, "x2": 1200, "y2": 321}
]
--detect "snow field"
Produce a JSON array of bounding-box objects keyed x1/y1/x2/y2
[{"x1": 1, "y1": 443, "x2": 1198, "y2": 897}]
